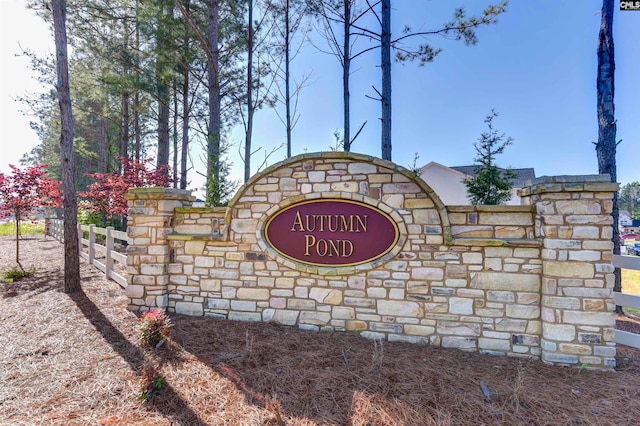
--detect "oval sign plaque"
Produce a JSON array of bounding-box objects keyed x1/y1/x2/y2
[{"x1": 264, "y1": 199, "x2": 399, "y2": 267}]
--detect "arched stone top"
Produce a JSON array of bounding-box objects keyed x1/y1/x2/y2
[{"x1": 226, "y1": 151, "x2": 451, "y2": 244}]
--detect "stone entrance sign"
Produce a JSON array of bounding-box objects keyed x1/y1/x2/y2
[
  {"x1": 264, "y1": 199, "x2": 399, "y2": 267},
  {"x1": 124, "y1": 152, "x2": 619, "y2": 370}
]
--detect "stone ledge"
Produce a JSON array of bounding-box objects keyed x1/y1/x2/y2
[
  {"x1": 518, "y1": 175, "x2": 619, "y2": 196},
  {"x1": 452, "y1": 238, "x2": 543, "y2": 248},
  {"x1": 167, "y1": 233, "x2": 226, "y2": 241},
  {"x1": 447, "y1": 205, "x2": 535, "y2": 213},
  {"x1": 528, "y1": 175, "x2": 612, "y2": 184},
  {"x1": 175, "y1": 207, "x2": 227, "y2": 214},
  {"x1": 125, "y1": 187, "x2": 196, "y2": 201}
]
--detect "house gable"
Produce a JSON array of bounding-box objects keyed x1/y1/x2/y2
[
  {"x1": 419, "y1": 162, "x2": 535, "y2": 206},
  {"x1": 418, "y1": 162, "x2": 470, "y2": 205}
]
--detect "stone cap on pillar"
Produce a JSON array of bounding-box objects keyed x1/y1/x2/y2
[
  {"x1": 518, "y1": 174, "x2": 619, "y2": 197},
  {"x1": 124, "y1": 187, "x2": 197, "y2": 202}
]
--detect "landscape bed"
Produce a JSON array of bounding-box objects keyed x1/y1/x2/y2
[{"x1": 1, "y1": 235, "x2": 640, "y2": 425}]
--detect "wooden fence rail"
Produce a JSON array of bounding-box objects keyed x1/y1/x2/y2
[
  {"x1": 613, "y1": 254, "x2": 640, "y2": 349},
  {"x1": 47, "y1": 218, "x2": 64, "y2": 242},
  {"x1": 46, "y1": 218, "x2": 64, "y2": 242},
  {"x1": 46, "y1": 219, "x2": 128, "y2": 288}
]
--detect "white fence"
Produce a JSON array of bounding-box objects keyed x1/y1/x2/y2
[
  {"x1": 47, "y1": 218, "x2": 64, "y2": 241},
  {"x1": 46, "y1": 219, "x2": 64, "y2": 242},
  {"x1": 47, "y1": 219, "x2": 128, "y2": 288},
  {"x1": 613, "y1": 254, "x2": 640, "y2": 349}
]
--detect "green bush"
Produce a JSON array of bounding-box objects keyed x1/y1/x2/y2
[
  {"x1": 1, "y1": 266, "x2": 36, "y2": 282},
  {"x1": 78, "y1": 209, "x2": 123, "y2": 230}
]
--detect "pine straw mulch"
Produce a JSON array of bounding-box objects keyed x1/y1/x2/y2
[{"x1": 1, "y1": 236, "x2": 640, "y2": 426}]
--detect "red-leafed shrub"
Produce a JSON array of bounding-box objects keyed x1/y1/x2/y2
[
  {"x1": 134, "y1": 308, "x2": 173, "y2": 348},
  {"x1": 80, "y1": 157, "x2": 172, "y2": 220}
]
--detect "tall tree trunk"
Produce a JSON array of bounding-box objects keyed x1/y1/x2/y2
[
  {"x1": 99, "y1": 115, "x2": 108, "y2": 173},
  {"x1": 180, "y1": 80, "x2": 190, "y2": 188},
  {"x1": 121, "y1": 11, "x2": 131, "y2": 167},
  {"x1": 156, "y1": 3, "x2": 172, "y2": 172},
  {"x1": 157, "y1": 91, "x2": 170, "y2": 170},
  {"x1": 342, "y1": 0, "x2": 351, "y2": 152},
  {"x1": 15, "y1": 214, "x2": 22, "y2": 271},
  {"x1": 207, "y1": 0, "x2": 222, "y2": 206},
  {"x1": 596, "y1": 0, "x2": 621, "y2": 306},
  {"x1": 180, "y1": 0, "x2": 191, "y2": 189},
  {"x1": 122, "y1": 92, "x2": 133, "y2": 228},
  {"x1": 134, "y1": 92, "x2": 141, "y2": 161},
  {"x1": 244, "y1": 0, "x2": 255, "y2": 182},
  {"x1": 121, "y1": 93, "x2": 130, "y2": 161},
  {"x1": 285, "y1": 0, "x2": 292, "y2": 158},
  {"x1": 380, "y1": 0, "x2": 391, "y2": 161},
  {"x1": 52, "y1": 0, "x2": 81, "y2": 293},
  {"x1": 173, "y1": 84, "x2": 179, "y2": 188},
  {"x1": 134, "y1": 0, "x2": 142, "y2": 161}
]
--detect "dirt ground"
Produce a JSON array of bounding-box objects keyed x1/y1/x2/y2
[{"x1": 1, "y1": 235, "x2": 640, "y2": 426}]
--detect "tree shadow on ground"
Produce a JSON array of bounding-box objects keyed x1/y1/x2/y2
[
  {"x1": 68, "y1": 284, "x2": 208, "y2": 426},
  {"x1": 167, "y1": 314, "x2": 498, "y2": 425},
  {"x1": 1, "y1": 236, "x2": 66, "y2": 298},
  {"x1": 167, "y1": 312, "x2": 640, "y2": 425}
]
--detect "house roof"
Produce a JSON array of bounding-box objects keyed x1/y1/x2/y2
[
  {"x1": 418, "y1": 161, "x2": 468, "y2": 179},
  {"x1": 450, "y1": 165, "x2": 536, "y2": 188}
]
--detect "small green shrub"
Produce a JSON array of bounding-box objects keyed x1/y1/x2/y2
[
  {"x1": 135, "y1": 365, "x2": 165, "y2": 402},
  {"x1": 78, "y1": 209, "x2": 123, "y2": 230},
  {"x1": 1, "y1": 266, "x2": 36, "y2": 282},
  {"x1": 134, "y1": 309, "x2": 173, "y2": 348}
]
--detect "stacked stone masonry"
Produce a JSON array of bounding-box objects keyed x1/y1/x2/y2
[{"x1": 125, "y1": 153, "x2": 618, "y2": 370}]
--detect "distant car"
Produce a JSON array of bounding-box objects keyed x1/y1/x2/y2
[{"x1": 628, "y1": 243, "x2": 640, "y2": 256}]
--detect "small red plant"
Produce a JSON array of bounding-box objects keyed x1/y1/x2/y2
[
  {"x1": 134, "y1": 309, "x2": 173, "y2": 348},
  {"x1": 135, "y1": 364, "x2": 165, "y2": 402}
]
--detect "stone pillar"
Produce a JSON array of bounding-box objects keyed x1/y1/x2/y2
[
  {"x1": 520, "y1": 175, "x2": 618, "y2": 369},
  {"x1": 124, "y1": 188, "x2": 194, "y2": 312}
]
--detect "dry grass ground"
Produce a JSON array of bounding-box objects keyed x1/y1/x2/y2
[
  {"x1": 2, "y1": 235, "x2": 640, "y2": 426},
  {"x1": 622, "y1": 268, "x2": 640, "y2": 296}
]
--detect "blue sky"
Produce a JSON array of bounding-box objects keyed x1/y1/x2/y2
[{"x1": 2, "y1": 0, "x2": 639, "y2": 190}]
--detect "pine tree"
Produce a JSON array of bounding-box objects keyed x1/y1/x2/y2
[
  {"x1": 595, "y1": 0, "x2": 622, "y2": 304},
  {"x1": 620, "y1": 182, "x2": 640, "y2": 220},
  {"x1": 464, "y1": 110, "x2": 516, "y2": 205},
  {"x1": 52, "y1": 0, "x2": 82, "y2": 293}
]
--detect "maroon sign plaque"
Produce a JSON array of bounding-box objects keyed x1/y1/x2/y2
[{"x1": 264, "y1": 199, "x2": 399, "y2": 267}]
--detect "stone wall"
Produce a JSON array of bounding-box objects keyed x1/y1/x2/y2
[
  {"x1": 522, "y1": 176, "x2": 618, "y2": 367},
  {"x1": 125, "y1": 153, "x2": 618, "y2": 369}
]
